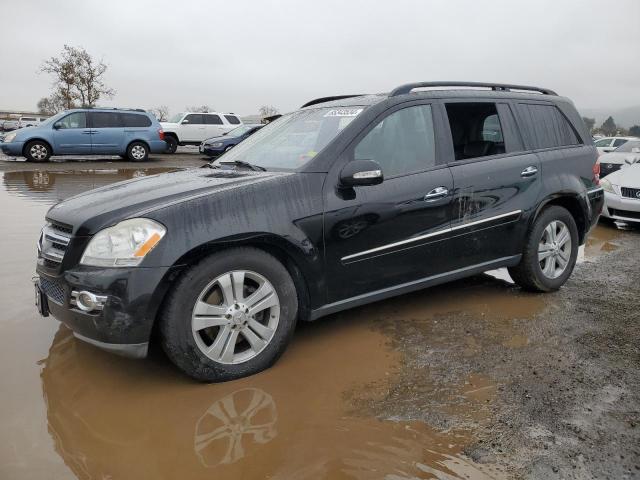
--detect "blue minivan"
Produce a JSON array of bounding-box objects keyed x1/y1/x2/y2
[{"x1": 0, "y1": 108, "x2": 167, "y2": 162}]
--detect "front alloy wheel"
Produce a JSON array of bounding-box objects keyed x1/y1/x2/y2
[{"x1": 192, "y1": 270, "x2": 280, "y2": 364}]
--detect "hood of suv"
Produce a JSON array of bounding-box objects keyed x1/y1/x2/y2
[{"x1": 46, "y1": 168, "x2": 288, "y2": 236}]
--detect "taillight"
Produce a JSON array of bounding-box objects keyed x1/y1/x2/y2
[
  {"x1": 593, "y1": 158, "x2": 600, "y2": 185},
  {"x1": 158, "y1": 128, "x2": 165, "y2": 141}
]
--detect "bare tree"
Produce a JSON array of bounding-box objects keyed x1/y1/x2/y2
[
  {"x1": 185, "y1": 105, "x2": 212, "y2": 113},
  {"x1": 40, "y1": 45, "x2": 114, "y2": 109},
  {"x1": 259, "y1": 105, "x2": 279, "y2": 118},
  {"x1": 150, "y1": 105, "x2": 170, "y2": 122},
  {"x1": 37, "y1": 94, "x2": 68, "y2": 115}
]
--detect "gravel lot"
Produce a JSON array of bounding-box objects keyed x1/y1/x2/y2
[{"x1": 0, "y1": 151, "x2": 638, "y2": 479}]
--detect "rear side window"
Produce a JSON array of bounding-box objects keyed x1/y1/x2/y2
[
  {"x1": 185, "y1": 114, "x2": 204, "y2": 124},
  {"x1": 517, "y1": 104, "x2": 581, "y2": 149},
  {"x1": 90, "y1": 112, "x2": 122, "y2": 128},
  {"x1": 445, "y1": 103, "x2": 506, "y2": 160},
  {"x1": 205, "y1": 114, "x2": 223, "y2": 125},
  {"x1": 595, "y1": 138, "x2": 612, "y2": 147},
  {"x1": 224, "y1": 115, "x2": 241, "y2": 125},
  {"x1": 613, "y1": 138, "x2": 627, "y2": 147},
  {"x1": 122, "y1": 113, "x2": 152, "y2": 127},
  {"x1": 354, "y1": 104, "x2": 436, "y2": 177}
]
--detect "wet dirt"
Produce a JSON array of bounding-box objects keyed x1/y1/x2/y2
[{"x1": 0, "y1": 164, "x2": 637, "y2": 479}]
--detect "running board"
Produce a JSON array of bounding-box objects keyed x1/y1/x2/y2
[{"x1": 309, "y1": 255, "x2": 522, "y2": 321}]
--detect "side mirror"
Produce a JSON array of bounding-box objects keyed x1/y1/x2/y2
[
  {"x1": 53, "y1": 122, "x2": 62, "y2": 130},
  {"x1": 222, "y1": 132, "x2": 228, "y2": 135},
  {"x1": 340, "y1": 159, "x2": 384, "y2": 187},
  {"x1": 181, "y1": 119, "x2": 190, "y2": 124}
]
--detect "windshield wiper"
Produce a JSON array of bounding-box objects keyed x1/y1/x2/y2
[{"x1": 219, "y1": 160, "x2": 266, "y2": 172}]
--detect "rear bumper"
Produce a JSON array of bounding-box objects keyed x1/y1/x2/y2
[
  {"x1": 585, "y1": 187, "x2": 605, "y2": 234},
  {"x1": 148, "y1": 140, "x2": 168, "y2": 154},
  {"x1": 36, "y1": 264, "x2": 181, "y2": 357}
]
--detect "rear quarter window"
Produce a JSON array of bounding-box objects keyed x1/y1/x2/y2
[
  {"x1": 122, "y1": 113, "x2": 152, "y2": 127},
  {"x1": 517, "y1": 103, "x2": 581, "y2": 149},
  {"x1": 224, "y1": 115, "x2": 241, "y2": 125}
]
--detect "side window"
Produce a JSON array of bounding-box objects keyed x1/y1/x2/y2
[
  {"x1": 205, "y1": 114, "x2": 223, "y2": 125},
  {"x1": 445, "y1": 103, "x2": 506, "y2": 160},
  {"x1": 57, "y1": 112, "x2": 86, "y2": 129},
  {"x1": 613, "y1": 138, "x2": 627, "y2": 148},
  {"x1": 224, "y1": 115, "x2": 241, "y2": 125},
  {"x1": 517, "y1": 104, "x2": 581, "y2": 149},
  {"x1": 594, "y1": 138, "x2": 611, "y2": 147},
  {"x1": 90, "y1": 112, "x2": 122, "y2": 128},
  {"x1": 354, "y1": 104, "x2": 436, "y2": 178},
  {"x1": 122, "y1": 113, "x2": 152, "y2": 127},
  {"x1": 185, "y1": 114, "x2": 204, "y2": 124}
]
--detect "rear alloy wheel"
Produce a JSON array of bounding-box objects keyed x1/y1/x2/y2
[
  {"x1": 24, "y1": 140, "x2": 51, "y2": 162},
  {"x1": 127, "y1": 142, "x2": 148, "y2": 162},
  {"x1": 508, "y1": 206, "x2": 579, "y2": 292},
  {"x1": 160, "y1": 248, "x2": 298, "y2": 382},
  {"x1": 165, "y1": 136, "x2": 178, "y2": 154}
]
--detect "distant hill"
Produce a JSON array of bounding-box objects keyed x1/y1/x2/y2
[{"x1": 578, "y1": 105, "x2": 640, "y2": 128}]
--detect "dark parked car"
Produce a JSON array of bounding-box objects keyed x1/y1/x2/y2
[
  {"x1": 199, "y1": 124, "x2": 263, "y2": 157},
  {"x1": 34, "y1": 82, "x2": 603, "y2": 381}
]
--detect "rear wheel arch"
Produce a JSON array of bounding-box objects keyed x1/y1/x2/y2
[
  {"x1": 164, "y1": 132, "x2": 179, "y2": 142},
  {"x1": 532, "y1": 194, "x2": 587, "y2": 244}
]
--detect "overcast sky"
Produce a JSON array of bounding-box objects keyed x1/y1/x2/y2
[{"x1": 1, "y1": 0, "x2": 639, "y2": 116}]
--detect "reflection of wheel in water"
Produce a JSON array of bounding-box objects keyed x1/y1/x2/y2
[
  {"x1": 194, "y1": 387, "x2": 277, "y2": 467},
  {"x1": 31, "y1": 171, "x2": 51, "y2": 189},
  {"x1": 131, "y1": 170, "x2": 147, "y2": 178}
]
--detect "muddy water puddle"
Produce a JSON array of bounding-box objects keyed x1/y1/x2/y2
[{"x1": 0, "y1": 166, "x2": 630, "y2": 479}]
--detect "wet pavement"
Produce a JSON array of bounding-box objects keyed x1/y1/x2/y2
[{"x1": 0, "y1": 161, "x2": 635, "y2": 479}]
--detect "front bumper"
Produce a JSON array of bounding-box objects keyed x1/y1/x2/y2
[
  {"x1": 0, "y1": 141, "x2": 24, "y2": 156},
  {"x1": 199, "y1": 144, "x2": 225, "y2": 156},
  {"x1": 36, "y1": 264, "x2": 180, "y2": 358},
  {"x1": 602, "y1": 191, "x2": 640, "y2": 223}
]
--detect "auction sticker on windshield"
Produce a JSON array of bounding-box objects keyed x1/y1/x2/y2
[{"x1": 324, "y1": 108, "x2": 363, "y2": 117}]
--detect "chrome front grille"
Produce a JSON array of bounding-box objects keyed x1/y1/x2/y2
[{"x1": 38, "y1": 222, "x2": 71, "y2": 266}]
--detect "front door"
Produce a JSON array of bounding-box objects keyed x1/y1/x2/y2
[
  {"x1": 323, "y1": 102, "x2": 455, "y2": 303},
  {"x1": 442, "y1": 101, "x2": 541, "y2": 269},
  {"x1": 88, "y1": 112, "x2": 125, "y2": 154},
  {"x1": 181, "y1": 114, "x2": 207, "y2": 142},
  {"x1": 52, "y1": 112, "x2": 91, "y2": 154}
]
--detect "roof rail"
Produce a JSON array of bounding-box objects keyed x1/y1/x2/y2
[
  {"x1": 301, "y1": 95, "x2": 364, "y2": 108},
  {"x1": 84, "y1": 107, "x2": 147, "y2": 112},
  {"x1": 389, "y1": 81, "x2": 557, "y2": 97}
]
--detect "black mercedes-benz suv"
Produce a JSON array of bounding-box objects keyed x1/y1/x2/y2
[{"x1": 35, "y1": 82, "x2": 604, "y2": 381}]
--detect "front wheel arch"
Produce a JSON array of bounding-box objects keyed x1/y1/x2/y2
[{"x1": 22, "y1": 138, "x2": 53, "y2": 157}]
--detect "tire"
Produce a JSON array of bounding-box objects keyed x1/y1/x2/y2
[
  {"x1": 126, "y1": 141, "x2": 148, "y2": 162},
  {"x1": 508, "y1": 206, "x2": 579, "y2": 292},
  {"x1": 164, "y1": 136, "x2": 178, "y2": 154},
  {"x1": 159, "y1": 247, "x2": 299, "y2": 382},
  {"x1": 24, "y1": 140, "x2": 51, "y2": 162}
]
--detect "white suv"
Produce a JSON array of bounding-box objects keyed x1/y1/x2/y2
[
  {"x1": 18, "y1": 116, "x2": 47, "y2": 128},
  {"x1": 160, "y1": 112, "x2": 243, "y2": 153}
]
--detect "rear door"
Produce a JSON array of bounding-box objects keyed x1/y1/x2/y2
[
  {"x1": 52, "y1": 112, "x2": 91, "y2": 154},
  {"x1": 181, "y1": 114, "x2": 206, "y2": 142},
  {"x1": 204, "y1": 114, "x2": 225, "y2": 138},
  {"x1": 88, "y1": 112, "x2": 125, "y2": 154},
  {"x1": 442, "y1": 100, "x2": 541, "y2": 268},
  {"x1": 323, "y1": 102, "x2": 455, "y2": 302}
]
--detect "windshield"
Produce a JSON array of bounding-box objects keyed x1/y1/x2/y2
[
  {"x1": 39, "y1": 111, "x2": 68, "y2": 127},
  {"x1": 614, "y1": 140, "x2": 640, "y2": 153},
  {"x1": 227, "y1": 125, "x2": 255, "y2": 137},
  {"x1": 218, "y1": 107, "x2": 363, "y2": 169},
  {"x1": 168, "y1": 112, "x2": 185, "y2": 123}
]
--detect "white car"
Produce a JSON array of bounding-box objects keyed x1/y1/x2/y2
[
  {"x1": 598, "y1": 140, "x2": 640, "y2": 178},
  {"x1": 160, "y1": 112, "x2": 242, "y2": 153},
  {"x1": 601, "y1": 161, "x2": 640, "y2": 224},
  {"x1": 17, "y1": 116, "x2": 47, "y2": 129},
  {"x1": 594, "y1": 136, "x2": 639, "y2": 155}
]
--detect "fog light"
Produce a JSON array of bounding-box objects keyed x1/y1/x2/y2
[{"x1": 71, "y1": 290, "x2": 107, "y2": 312}]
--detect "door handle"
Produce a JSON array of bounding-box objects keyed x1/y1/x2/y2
[
  {"x1": 82, "y1": 130, "x2": 92, "y2": 135},
  {"x1": 521, "y1": 166, "x2": 538, "y2": 177},
  {"x1": 424, "y1": 186, "x2": 449, "y2": 201}
]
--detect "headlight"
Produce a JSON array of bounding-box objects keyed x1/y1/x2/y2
[
  {"x1": 211, "y1": 142, "x2": 223, "y2": 148},
  {"x1": 80, "y1": 218, "x2": 166, "y2": 267},
  {"x1": 3, "y1": 132, "x2": 17, "y2": 142},
  {"x1": 600, "y1": 178, "x2": 615, "y2": 194}
]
